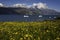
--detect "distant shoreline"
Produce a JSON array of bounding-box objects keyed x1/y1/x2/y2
[{"x1": 0, "y1": 15, "x2": 59, "y2": 22}]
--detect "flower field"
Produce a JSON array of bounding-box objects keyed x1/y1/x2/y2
[{"x1": 0, "y1": 20, "x2": 60, "y2": 40}]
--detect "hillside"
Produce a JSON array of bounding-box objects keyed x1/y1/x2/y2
[{"x1": 0, "y1": 7, "x2": 60, "y2": 15}]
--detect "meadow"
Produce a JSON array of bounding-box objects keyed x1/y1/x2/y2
[{"x1": 0, "y1": 20, "x2": 60, "y2": 40}]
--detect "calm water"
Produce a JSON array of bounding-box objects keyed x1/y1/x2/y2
[{"x1": 0, "y1": 15, "x2": 59, "y2": 21}]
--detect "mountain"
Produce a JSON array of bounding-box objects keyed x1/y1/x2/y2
[
  {"x1": 0, "y1": 7, "x2": 60, "y2": 21},
  {"x1": 0, "y1": 7, "x2": 60, "y2": 15}
]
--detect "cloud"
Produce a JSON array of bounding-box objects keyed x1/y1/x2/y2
[
  {"x1": 12, "y1": 3, "x2": 27, "y2": 8},
  {"x1": 12, "y1": 2, "x2": 48, "y2": 9},
  {"x1": 32, "y1": 2, "x2": 48, "y2": 9},
  {"x1": 32, "y1": 3, "x2": 37, "y2": 8},
  {"x1": 0, "y1": 3, "x2": 4, "y2": 7},
  {"x1": 12, "y1": 3, "x2": 32, "y2": 8}
]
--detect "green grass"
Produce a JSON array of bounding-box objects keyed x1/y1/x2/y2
[{"x1": 0, "y1": 20, "x2": 60, "y2": 40}]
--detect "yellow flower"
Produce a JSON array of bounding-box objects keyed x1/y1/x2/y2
[
  {"x1": 20, "y1": 38, "x2": 23, "y2": 40},
  {"x1": 46, "y1": 30, "x2": 50, "y2": 32},
  {"x1": 15, "y1": 32, "x2": 18, "y2": 34},
  {"x1": 25, "y1": 34, "x2": 29, "y2": 37},
  {"x1": 10, "y1": 38, "x2": 15, "y2": 40},
  {"x1": 56, "y1": 37, "x2": 60, "y2": 40},
  {"x1": 29, "y1": 35, "x2": 32, "y2": 38}
]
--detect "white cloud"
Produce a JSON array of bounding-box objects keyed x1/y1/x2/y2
[
  {"x1": 32, "y1": 2, "x2": 48, "y2": 9},
  {"x1": 12, "y1": 3, "x2": 27, "y2": 8},
  {"x1": 0, "y1": 3, "x2": 4, "y2": 7},
  {"x1": 32, "y1": 3, "x2": 37, "y2": 8},
  {"x1": 12, "y1": 2, "x2": 48, "y2": 9},
  {"x1": 12, "y1": 3, "x2": 32, "y2": 8}
]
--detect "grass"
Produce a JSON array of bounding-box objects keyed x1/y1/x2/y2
[{"x1": 0, "y1": 20, "x2": 60, "y2": 40}]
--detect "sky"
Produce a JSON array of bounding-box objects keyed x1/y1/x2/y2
[{"x1": 0, "y1": 0, "x2": 60, "y2": 12}]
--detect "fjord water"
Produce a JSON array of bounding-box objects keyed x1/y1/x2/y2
[{"x1": 0, "y1": 15, "x2": 59, "y2": 21}]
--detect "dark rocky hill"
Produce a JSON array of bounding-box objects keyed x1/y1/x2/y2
[{"x1": 0, "y1": 7, "x2": 60, "y2": 15}]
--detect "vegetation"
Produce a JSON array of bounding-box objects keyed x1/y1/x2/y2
[{"x1": 0, "y1": 20, "x2": 60, "y2": 40}]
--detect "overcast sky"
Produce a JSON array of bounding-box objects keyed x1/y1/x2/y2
[{"x1": 0, "y1": 0, "x2": 60, "y2": 11}]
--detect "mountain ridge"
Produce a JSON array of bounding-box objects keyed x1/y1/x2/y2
[{"x1": 0, "y1": 7, "x2": 60, "y2": 15}]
